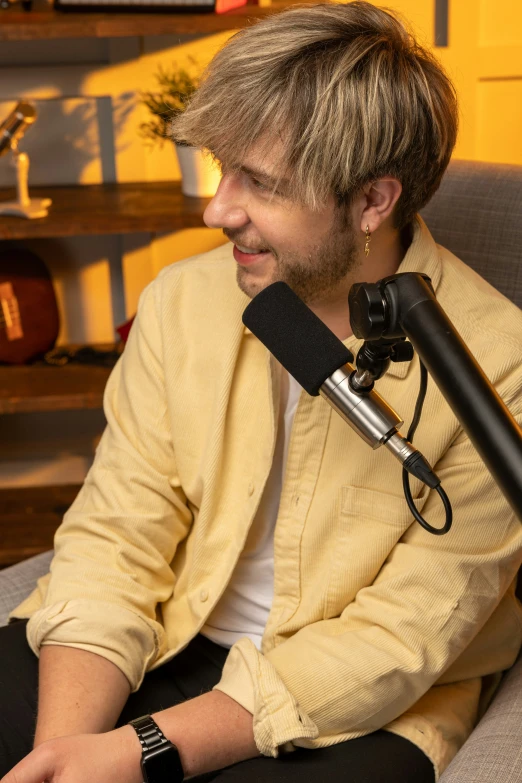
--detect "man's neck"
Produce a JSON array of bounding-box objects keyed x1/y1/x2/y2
[{"x1": 310, "y1": 224, "x2": 411, "y2": 341}]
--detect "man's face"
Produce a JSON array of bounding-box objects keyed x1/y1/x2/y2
[{"x1": 203, "y1": 144, "x2": 360, "y2": 307}]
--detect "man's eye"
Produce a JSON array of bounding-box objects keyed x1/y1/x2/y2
[{"x1": 251, "y1": 177, "x2": 269, "y2": 191}]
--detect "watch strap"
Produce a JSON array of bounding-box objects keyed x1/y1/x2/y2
[
  {"x1": 129, "y1": 714, "x2": 171, "y2": 753},
  {"x1": 129, "y1": 714, "x2": 184, "y2": 782}
]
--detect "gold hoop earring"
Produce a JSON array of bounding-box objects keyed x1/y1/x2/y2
[{"x1": 364, "y1": 225, "x2": 371, "y2": 257}]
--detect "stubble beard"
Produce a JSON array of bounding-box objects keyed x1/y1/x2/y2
[{"x1": 233, "y1": 218, "x2": 361, "y2": 306}]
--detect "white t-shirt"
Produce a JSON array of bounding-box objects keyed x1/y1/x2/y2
[{"x1": 201, "y1": 367, "x2": 301, "y2": 650}]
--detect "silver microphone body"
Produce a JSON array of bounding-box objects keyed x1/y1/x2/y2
[{"x1": 319, "y1": 363, "x2": 417, "y2": 466}]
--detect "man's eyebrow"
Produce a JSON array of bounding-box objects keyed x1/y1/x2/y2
[{"x1": 238, "y1": 164, "x2": 290, "y2": 190}]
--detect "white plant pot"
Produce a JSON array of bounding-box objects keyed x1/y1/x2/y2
[{"x1": 174, "y1": 144, "x2": 221, "y2": 198}]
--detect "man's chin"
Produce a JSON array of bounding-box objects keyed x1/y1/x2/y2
[{"x1": 236, "y1": 265, "x2": 277, "y2": 299}]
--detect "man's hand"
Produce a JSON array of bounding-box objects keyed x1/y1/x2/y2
[
  {"x1": 1, "y1": 726, "x2": 141, "y2": 783},
  {"x1": 2, "y1": 691, "x2": 259, "y2": 783}
]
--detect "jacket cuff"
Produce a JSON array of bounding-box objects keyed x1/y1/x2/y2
[
  {"x1": 25, "y1": 599, "x2": 166, "y2": 692},
  {"x1": 213, "y1": 638, "x2": 318, "y2": 757}
]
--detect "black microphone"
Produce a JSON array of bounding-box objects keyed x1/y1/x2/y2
[{"x1": 243, "y1": 281, "x2": 440, "y2": 487}]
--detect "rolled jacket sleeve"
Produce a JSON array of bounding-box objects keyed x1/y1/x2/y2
[
  {"x1": 23, "y1": 274, "x2": 193, "y2": 691},
  {"x1": 215, "y1": 372, "x2": 522, "y2": 759}
]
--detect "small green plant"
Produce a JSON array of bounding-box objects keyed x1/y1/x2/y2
[{"x1": 139, "y1": 60, "x2": 199, "y2": 147}]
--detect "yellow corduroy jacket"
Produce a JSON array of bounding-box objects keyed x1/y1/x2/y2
[{"x1": 12, "y1": 217, "x2": 522, "y2": 779}]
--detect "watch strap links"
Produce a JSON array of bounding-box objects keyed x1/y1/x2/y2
[
  {"x1": 129, "y1": 714, "x2": 185, "y2": 782},
  {"x1": 129, "y1": 715, "x2": 171, "y2": 754}
]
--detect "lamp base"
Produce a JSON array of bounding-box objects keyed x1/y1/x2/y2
[{"x1": 0, "y1": 197, "x2": 52, "y2": 219}]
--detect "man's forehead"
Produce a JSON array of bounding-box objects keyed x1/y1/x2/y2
[{"x1": 222, "y1": 136, "x2": 291, "y2": 184}]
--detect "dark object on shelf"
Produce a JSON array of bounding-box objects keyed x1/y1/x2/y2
[
  {"x1": 54, "y1": 0, "x2": 246, "y2": 13},
  {"x1": 44, "y1": 343, "x2": 123, "y2": 367},
  {"x1": 0, "y1": 248, "x2": 59, "y2": 364}
]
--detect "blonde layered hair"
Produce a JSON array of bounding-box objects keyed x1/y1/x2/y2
[{"x1": 172, "y1": 1, "x2": 458, "y2": 228}]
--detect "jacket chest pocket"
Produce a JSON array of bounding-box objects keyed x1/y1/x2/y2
[{"x1": 323, "y1": 483, "x2": 430, "y2": 619}]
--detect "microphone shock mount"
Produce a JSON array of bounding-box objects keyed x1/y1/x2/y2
[{"x1": 348, "y1": 274, "x2": 453, "y2": 535}]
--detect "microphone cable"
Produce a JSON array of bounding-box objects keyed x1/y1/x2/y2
[{"x1": 402, "y1": 360, "x2": 453, "y2": 535}]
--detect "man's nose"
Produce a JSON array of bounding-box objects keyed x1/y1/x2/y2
[{"x1": 203, "y1": 173, "x2": 249, "y2": 230}]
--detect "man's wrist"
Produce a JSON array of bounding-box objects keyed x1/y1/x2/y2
[
  {"x1": 128, "y1": 714, "x2": 186, "y2": 782},
  {"x1": 114, "y1": 724, "x2": 145, "y2": 783},
  {"x1": 151, "y1": 711, "x2": 188, "y2": 775},
  {"x1": 148, "y1": 691, "x2": 258, "y2": 778}
]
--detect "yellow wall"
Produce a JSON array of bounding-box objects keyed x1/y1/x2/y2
[{"x1": 376, "y1": 0, "x2": 522, "y2": 164}]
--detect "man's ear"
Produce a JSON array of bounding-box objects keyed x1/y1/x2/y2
[{"x1": 359, "y1": 178, "x2": 402, "y2": 233}]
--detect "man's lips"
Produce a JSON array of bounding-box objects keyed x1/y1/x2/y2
[{"x1": 232, "y1": 244, "x2": 271, "y2": 266}]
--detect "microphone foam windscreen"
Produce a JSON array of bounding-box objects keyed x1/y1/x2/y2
[{"x1": 242, "y1": 281, "x2": 353, "y2": 396}]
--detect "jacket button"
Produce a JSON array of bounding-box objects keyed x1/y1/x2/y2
[
  {"x1": 200, "y1": 588, "x2": 209, "y2": 602},
  {"x1": 248, "y1": 483, "x2": 255, "y2": 496}
]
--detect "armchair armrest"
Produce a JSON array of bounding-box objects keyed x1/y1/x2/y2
[
  {"x1": 0, "y1": 550, "x2": 54, "y2": 627},
  {"x1": 439, "y1": 653, "x2": 522, "y2": 782}
]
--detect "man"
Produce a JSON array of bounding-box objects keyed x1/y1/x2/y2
[{"x1": 1, "y1": 3, "x2": 521, "y2": 782}]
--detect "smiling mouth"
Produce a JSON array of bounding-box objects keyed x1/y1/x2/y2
[
  {"x1": 233, "y1": 244, "x2": 272, "y2": 267},
  {"x1": 235, "y1": 244, "x2": 269, "y2": 254}
]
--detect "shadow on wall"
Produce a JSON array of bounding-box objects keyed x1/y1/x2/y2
[{"x1": 0, "y1": 94, "x2": 135, "y2": 188}]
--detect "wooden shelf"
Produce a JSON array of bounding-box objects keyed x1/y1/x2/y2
[
  {"x1": 0, "y1": 483, "x2": 80, "y2": 567},
  {"x1": 0, "y1": 1, "x2": 287, "y2": 41},
  {"x1": 0, "y1": 348, "x2": 117, "y2": 413},
  {"x1": 0, "y1": 181, "x2": 209, "y2": 240}
]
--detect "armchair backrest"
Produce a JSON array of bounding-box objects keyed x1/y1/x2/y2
[{"x1": 420, "y1": 159, "x2": 522, "y2": 309}]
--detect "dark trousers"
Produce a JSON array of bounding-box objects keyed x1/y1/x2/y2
[{"x1": 0, "y1": 620, "x2": 435, "y2": 782}]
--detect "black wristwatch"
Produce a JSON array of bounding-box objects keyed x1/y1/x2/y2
[{"x1": 129, "y1": 714, "x2": 185, "y2": 783}]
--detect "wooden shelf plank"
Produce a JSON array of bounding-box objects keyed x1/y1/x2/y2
[
  {"x1": 0, "y1": 181, "x2": 209, "y2": 240},
  {"x1": 0, "y1": 483, "x2": 80, "y2": 567},
  {"x1": 0, "y1": 347, "x2": 117, "y2": 413},
  {"x1": 0, "y1": 2, "x2": 287, "y2": 41}
]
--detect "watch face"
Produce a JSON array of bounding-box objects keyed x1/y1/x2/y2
[{"x1": 145, "y1": 746, "x2": 184, "y2": 783}]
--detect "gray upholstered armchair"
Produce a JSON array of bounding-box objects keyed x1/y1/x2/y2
[{"x1": 1, "y1": 160, "x2": 521, "y2": 782}]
